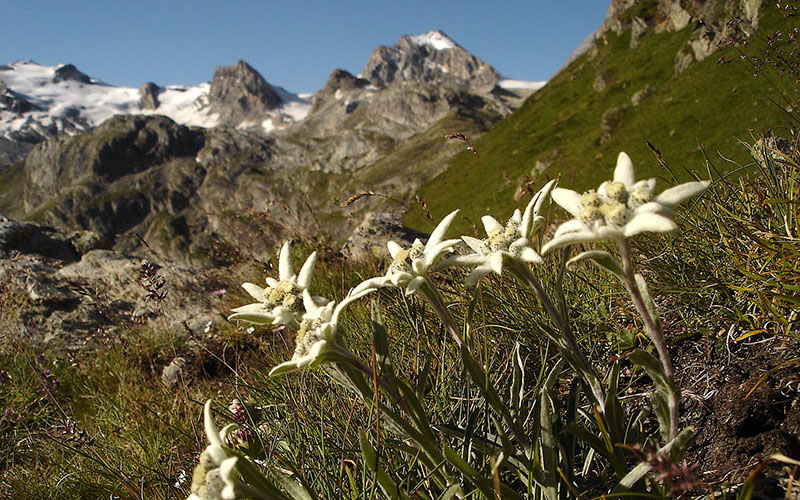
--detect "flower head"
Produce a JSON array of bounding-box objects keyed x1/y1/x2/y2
[
  {"x1": 542, "y1": 152, "x2": 709, "y2": 252},
  {"x1": 228, "y1": 241, "x2": 328, "y2": 326},
  {"x1": 445, "y1": 180, "x2": 555, "y2": 286},
  {"x1": 269, "y1": 287, "x2": 375, "y2": 376},
  {"x1": 353, "y1": 210, "x2": 460, "y2": 295},
  {"x1": 188, "y1": 401, "x2": 239, "y2": 500}
]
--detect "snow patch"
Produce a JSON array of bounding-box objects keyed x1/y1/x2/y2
[
  {"x1": 498, "y1": 79, "x2": 547, "y2": 91},
  {"x1": 0, "y1": 60, "x2": 309, "y2": 139},
  {"x1": 408, "y1": 30, "x2": 458, "y2": 51}
]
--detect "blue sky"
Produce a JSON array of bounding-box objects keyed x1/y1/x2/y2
[{"x1": 0, "y1": 1, "x2": 609, "y2": 94}]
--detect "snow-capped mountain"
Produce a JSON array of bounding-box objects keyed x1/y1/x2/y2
[{"x1": 0, "y1": 60, "x2": 312, "y2": 142}]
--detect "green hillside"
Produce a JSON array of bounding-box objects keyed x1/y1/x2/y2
[{"x1": 406, "y1": 6, "x2": 799, "y2": 233}]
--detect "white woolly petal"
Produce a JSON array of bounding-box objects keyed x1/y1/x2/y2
[
  {"x1": 551, "y1": 188, "x2": 582, "y2": 218},
  {"x1": 635, "y1": 201, "x2": 669, "y2": 215},
  {"x1": 405, "y1": 276, "x2": 426, "y2": 295},
  {"x1": 426, "y1": 209, "x2": 459, "y2": 251},
  {"x1": 553, "y1": 218, "x2": 589, "y2": 238},
  {"x1": 510, "y1": 208, "x2": 522, "y2": 224},
  {"x1": 204, "y1": 400, "x2": 223, "y2": 448},
  {"x1": 386, "y1": 240, "x2": 404, "y2": 259},
  {"x1": 465, "y1": 264, "x2": 493, "y2": 287},
  {"x1": 597, "y1": 181, "x2": 609, "y2": 199},
  {"x1": 241, "y1": 283, "x2": 265, "y2": 301},
  {"x1": 522, "y1": 179, "x2": 555, "y2": 234},
  {"x1": 219, "y1": 457, "x2": 240, "y2": 500},
  {"x1": 632, "y1": 178, "x2": 656, "y2": 192},
  {"x1": 520, "y1": 247, "x2": 542, "y2": 263},
  {"x1": 541, "y1": 230, "x2": 600, "y2": 253},
  {"x1": 654, "y1": 180, "x2": 710, "y2": 207},
  {"x1": 614, "y1": 152, "x2": 636, "y2": 187},
  {"x1": 230, "y1": 302, "x2": 268, "y2": 313},
  {"x1": 481, "y1": 215, "x2": 503, "y2": 236},
  {"x1": 278, "y1": 242, "x2": 293, "y2": 281},
  {"x1": 462, "y1": 236, "x2": 484, "y2": 253},
  {"x1": 423, "y1": 239, "x2": 460, "y2": 268},
  {"x1": 332, "y1": 287, "x2": 375, "y2": 323},
  {"x1": 352, "y1": 276, "x2": 389, "y2": 295},
  {"x1": 265, "y1": 277, "x2": 279, "y2": 288},
  {"x1": 489, "y1": 252, "x2": 504, "y2": 275},
  {"x1": 272, "y1": 307, "x2": 295, "y2": 325},
  {"x1": 297, "y1": 252, "x2": 317, "y2": 289},
  {"x1": 302, "y1": 289, "x2": 318, "y2": 315},
  {"x1": 624, "y1": 213, "x2": 678, "y2": 237}
]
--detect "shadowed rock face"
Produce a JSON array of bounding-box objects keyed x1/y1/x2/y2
[
  {"x1": 209, "y1": 60, "x2": 282, "y2": 125},
  {"x1": 362, "y1": 31, "x2": 500, "y2": 93},
  {"x1": 0, "y1": 81, "x2": 32, "y2": 114},
  {"x1": 53, "y1": 63, "x2": 91, "y2": 84}
]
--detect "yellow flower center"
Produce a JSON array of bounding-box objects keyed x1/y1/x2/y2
[
  {"x1": 629, "y1": 186, "x2": 653, "y2": 208},
  {"x1": 599, "y1": 200, "x2": 628, "y2": 225},
  {"x1": 266, "y1": 280, "x2": 302, "y2": 311},
  {"x1": 390, "y1": 241, "x2": 424, "y2": 273},
  {"x1": 604, "y1": 182, "x2": 628, "y2": 203},
  {"x1": 579, "y1": 190, "x2": 602, "y2": 220}
]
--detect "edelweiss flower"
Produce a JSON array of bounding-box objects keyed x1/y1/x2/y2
[
  {"x1": 353, "y1": 210, "x2": 460, "y2": 295},
  {"x1": 228, "y1": 241, "x2": 328, "y2": 326},
  {"x1": 269, "y1": 287, "x2": 375, "y2": 376},
  {"x1": 187, "y1": 401, "x2": 238, "y2": 500},
  {"x1": 444, "y1": 180, "x2": 555, "y2": 286},
  {"x1": 542, "y1": 152, "x2": 709, "y2": 252}
]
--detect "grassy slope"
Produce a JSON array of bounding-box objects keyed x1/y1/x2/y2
[{"x1": 406, "y1": 7, "x2": 799, "y2": 234}]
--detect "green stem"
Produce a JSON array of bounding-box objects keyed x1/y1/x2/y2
[{"x1": 616, "y1": 239, "x2": 679, "y2": 440}]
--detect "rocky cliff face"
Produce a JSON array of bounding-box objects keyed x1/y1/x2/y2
[{"x1": 209, "y1": 60, "x2": 283, "y2": 126}]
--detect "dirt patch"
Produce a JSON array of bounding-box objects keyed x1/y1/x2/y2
[{"x1": 674, "y1": 333, "x2": 800, "y2": 494}]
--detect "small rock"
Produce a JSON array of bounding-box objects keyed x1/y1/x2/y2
[
  {"x1": 342, "y1": 212, "x2": 427, "y2": 261},
  {"x1": 161, "y1": 356, "x2": 190, "y2": 387},
  {"x1": 631, "y1": 84, "x2": 656, "y2": 106},
  {"x1": 674, "y1": 48, "x2": 694, "y2": 75},
  {"x1": 593, "y1": 73, "x2": 607, "y2": 93},
  {"x1": 629, "y1": 16, "x2": 648, "y2": 49}
]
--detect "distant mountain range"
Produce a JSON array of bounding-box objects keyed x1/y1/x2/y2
[
  {"x1": 0, "y1": 30, "x2": 546, "y2": 262},
  {"x1": 0, "y1": 30, "x2": 544, "y2": 154}
]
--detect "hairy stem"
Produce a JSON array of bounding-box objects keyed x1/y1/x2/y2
[{"x1": 617, "y1": 239, "x2": 679, "y2": 440}]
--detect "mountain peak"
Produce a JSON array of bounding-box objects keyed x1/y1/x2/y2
[
  {"x1": 209, "y1": 59, "x2": 282, "y2": 124},
  {"x1": 362, "y1": 31, "x2": 499, "y2": 92}
]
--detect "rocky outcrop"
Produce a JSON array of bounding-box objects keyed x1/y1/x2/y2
[
  {"x1": 23, "y1": 115, "x2": 205, "y2": 211},
  {"x1": 341, "y1": 212, "x2": 427, "y2": 260},
  {"x1": 53, "y1": 63, "x2": 91, "y2": 84},
  {"x1": 362, "y1": 30, "x2": 500, "y2": 93},
  {"x1": 138, "y1": 82, "x2": 161, "y2": 110},
  {"x1": 0, "y1": 244, "x2": 219, "y2": 348},
  {"x1": 0, "y1": 81, "x2": 32, "y2": 114},
  {"x1": 209, "y1": 60, "x2": 282, "y2": 125}
]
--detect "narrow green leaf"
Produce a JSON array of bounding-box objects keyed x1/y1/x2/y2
[
  {"x1": 268, "y1": 467, "x2": 314, "y2": 500},
  {"x1": 371, "y1": 300, "x2": 392, "y2": 371},
  {"x1": 359, "y1": 431, "x2": 410, "y2": 500},
  {"x1": 568, "y1": 250, "x2": 625, "y2": 279}
]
